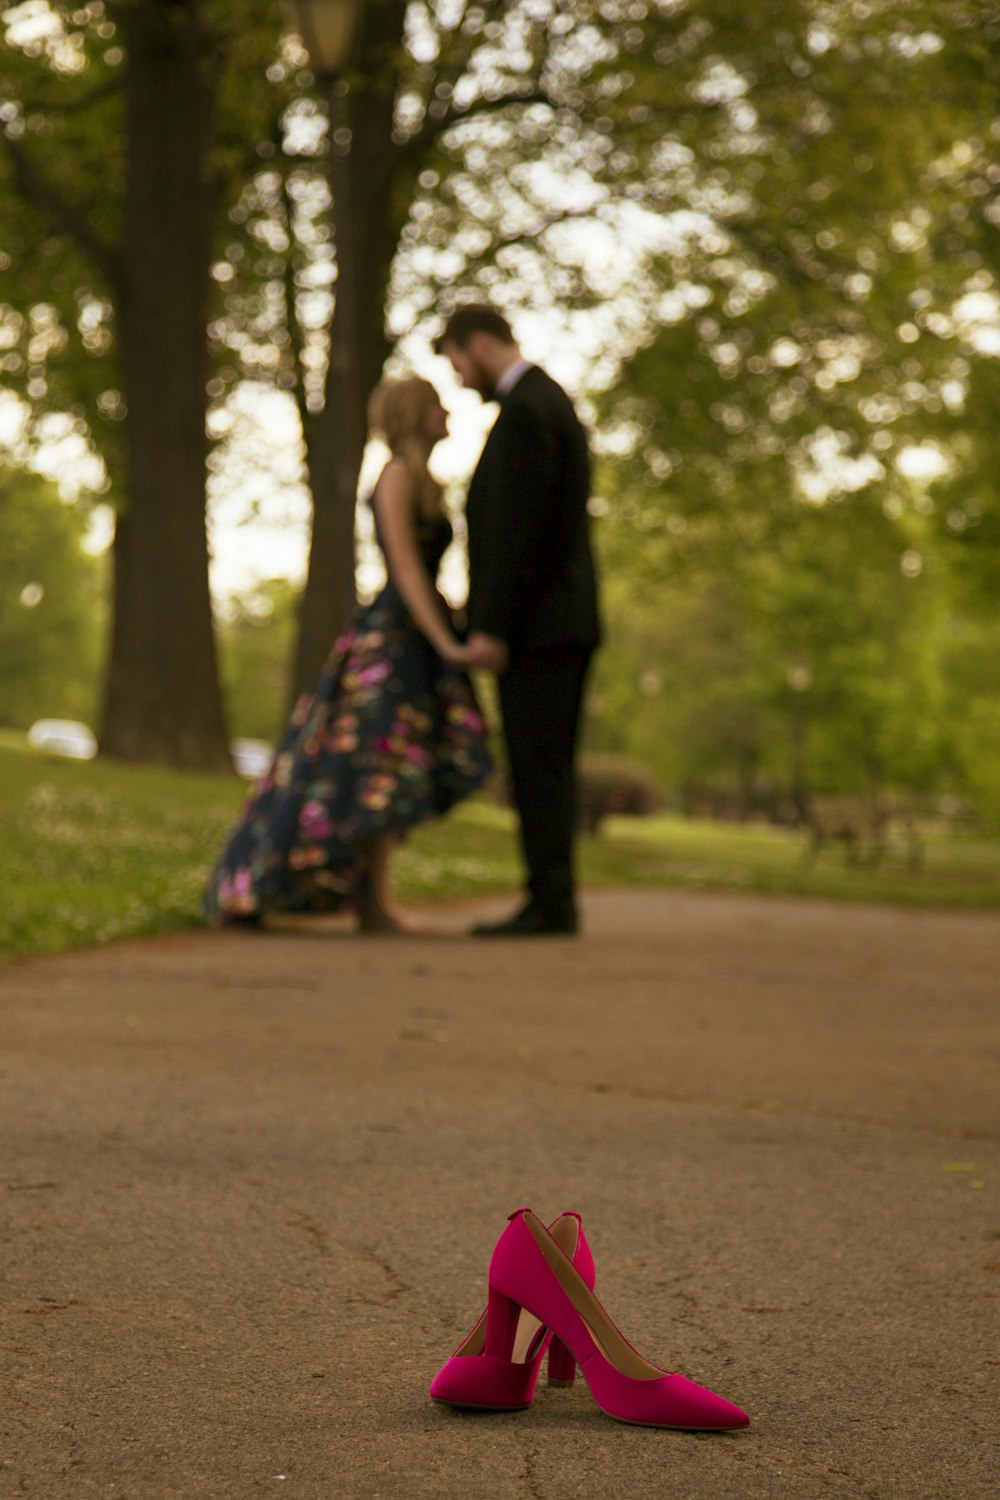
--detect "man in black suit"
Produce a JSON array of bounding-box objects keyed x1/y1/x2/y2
[{"x1": 435, "y1": 304, "x2": 601, "y2": 936}]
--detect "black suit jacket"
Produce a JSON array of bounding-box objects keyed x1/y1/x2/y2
[{"x1": 465, "y1": 365, "x2": 601, "y2": 656}]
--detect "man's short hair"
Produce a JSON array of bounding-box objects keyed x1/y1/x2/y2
[{"x1": 434, "y1": 304, "x2": 515, "y2": 353}]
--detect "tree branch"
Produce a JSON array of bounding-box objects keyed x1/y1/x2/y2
[
  {"x1": 725, "y1": 218, "x2": 814, "y2": 289},
  {"x1": 2, "y1": 130, "x2": 122, "y2": 293},
  {"x1": 403, "y1": 85, "x2": 707, "y2": 167},
  {"x1": 401, "y1": 86, "x2": 559, "y2": 163},
  {"x1": 19, "y1": 75, "x2": 122, "y2": 118},
  {"x1": 489, "y1": 205, "x2": 608, "y2": 252}
]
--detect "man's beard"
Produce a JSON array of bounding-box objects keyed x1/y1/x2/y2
[{"x1": 465, "y1": 355, "x2": 496, "y2": 400}]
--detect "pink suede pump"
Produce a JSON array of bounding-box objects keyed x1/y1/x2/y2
[
  {"x1": 486, "y1": 1208, "x2": 749, "y2": 1430},
  {"x1": 429, "y1": 1211, "x2": 594, "y2": 1410}
]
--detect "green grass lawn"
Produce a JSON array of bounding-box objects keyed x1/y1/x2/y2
[{"x1": 1, "y1": 735, "x2": 997, "y2": 963}]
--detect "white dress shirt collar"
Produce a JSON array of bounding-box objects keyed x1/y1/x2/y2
[{"x1": 495, "y1": 357, "x2": 533, "y2": 399}]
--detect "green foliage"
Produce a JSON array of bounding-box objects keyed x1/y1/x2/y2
[
  {"x1": 4, "y1": 1, "x2": 999, "y2": 794},
  {"x1": 0, "y1": 4, "x2": 126, "y2": 477},
  {"x1": 939, "y1": 613, "x2": 1000, "y2": 830},
  {"x1": 590, "y1": 565, "x2": 773, "y2": 805},
  {"x1": 0, "y1": 0, "x2": 286, "y2": 486},
  {"x1": 0, "y1": 467, "x2": 105, "y2": 729},
  {"x1": 752, "y1": 497, "x2": 951, "y2": 795},
  {"x1": 211, "y1": 1, "x2": 735, "y2": 408},
  {"x1": 585, "y1": 1, "x2": 1000, "y2": 816},
  {"x1": 590, "y1": 475, "x2": 973, "y2": 809},
  {"x1": 959, "y1": 700, "x2": 1000, "y2": 832},
  {"x1": 929, "y1": 355, "x2": 1000, "y2": 607},
  {"x1": 217, "y1": 576, "x2": 298, "y2": 741}
]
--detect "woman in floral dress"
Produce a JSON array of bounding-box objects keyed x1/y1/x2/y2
[{"x1": 205, "y1": 377, "x2": 493, "y2": 933}]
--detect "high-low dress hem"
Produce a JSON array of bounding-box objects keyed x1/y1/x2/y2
[{"x1": 204, "y1": 511, "x2": 492, "y2": 923}]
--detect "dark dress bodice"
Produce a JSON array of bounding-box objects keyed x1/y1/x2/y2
[{"x1": 368, "y1": 495, "x2": 453, "y2": 603}]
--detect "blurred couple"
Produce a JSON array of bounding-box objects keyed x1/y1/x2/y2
[{"x1": 205, "y1": 304, "x2": 601, "y2": 937}]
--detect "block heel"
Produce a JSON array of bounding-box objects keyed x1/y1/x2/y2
[
  {"x1": 429, "y1": 1211, "x2": 594, "y2": 1410},
  {"x1": 546, "y1": 1335, "x2": 576, "y2": 1387}
]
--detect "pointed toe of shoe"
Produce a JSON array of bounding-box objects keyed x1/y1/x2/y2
[
  {"x1": 429, "y1": 1353, "x2": 540, "y2": 1410},
  {"x1": 659, "y1": 1374, "x2": 749, "y2": 1431},
  {"x1": 587, "y1": 1365, "x2": 749, "y2": 1430}
]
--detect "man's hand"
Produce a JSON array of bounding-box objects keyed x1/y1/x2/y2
[{"x1": 465, "y1": 631, "x2": 510, "y2": 674}]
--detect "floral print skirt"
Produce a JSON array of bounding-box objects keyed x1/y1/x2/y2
[{"x1": 204, "y1": 591, "x2": 493, "y2": 921}]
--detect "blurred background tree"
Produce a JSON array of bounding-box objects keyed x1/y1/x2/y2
[
  {"x1": 0, "y1": 467, "x2": 104, "y2": 728},
  {"x1": 1, "y1": 0, "x2": 285, "y2": 768},
  {"x1": 2, "y1": 0, "x2": 998, "y2": 833},
  {"x1": 213, "y1": 0, "x2": 719, "y2": 694},
  {"x1": 584, "y1": 0, "x2": 1000, "y2": 823}
]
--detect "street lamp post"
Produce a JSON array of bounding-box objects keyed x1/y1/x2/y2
[
  {"x1": 285, "y1": 0, "x2": 362, "y2": 76},
  {"x1": 284, "y1": 0, "x2": 373, "y2": 697},
  {"x1": 283, "y1": 0, "x2": 365, "y2": 429},
  {"x1": 283, "y1": 0, "x2": 411, "y2": 697}
]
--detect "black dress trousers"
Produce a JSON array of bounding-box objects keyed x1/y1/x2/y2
[{"x1": 498, "y1": 643, "x2": 593, "y2": 916}]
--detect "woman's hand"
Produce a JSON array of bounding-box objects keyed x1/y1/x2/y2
[
  {"x1": 439, "y1": 638, "x2": 473, "y2": 666},
  {"x1": 464, "y1": 632, "x2": 510, "y2": 674}
]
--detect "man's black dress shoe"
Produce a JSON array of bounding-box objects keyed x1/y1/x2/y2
[{"x1": 471, "y1": 904, "x2": 578, "y2": 937}]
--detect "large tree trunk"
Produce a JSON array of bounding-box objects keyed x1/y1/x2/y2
[
  {"x1": 290, "y1": 0, "x2": 409, "y2": 700},
  {"x1": 100, "y1": 1, "x2": 231, "y2": 771}
]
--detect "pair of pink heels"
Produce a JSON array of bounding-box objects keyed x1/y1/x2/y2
[{"x1": 429, "y1": 1207, "x2": 749, "y2": 1430}]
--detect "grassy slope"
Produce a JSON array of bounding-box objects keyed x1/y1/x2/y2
[{"x1": 1, "y1": 737, "x2": 997, "y2": 963}]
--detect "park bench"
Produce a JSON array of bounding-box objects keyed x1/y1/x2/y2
[{"x1": 803, "y1": 794, "x2": 923, "y2": 869}]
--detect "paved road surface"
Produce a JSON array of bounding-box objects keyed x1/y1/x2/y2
[{"x1": 3, "y1": 889, "x2": 998, "y2": 1498}]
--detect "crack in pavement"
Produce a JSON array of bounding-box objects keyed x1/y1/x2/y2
[
  {"x1": 728, "y1": 1441, "x2": 880, "y2": 1498},
  {"x1": 360, "y1": 1246, "x2": 410, "y2": 1300},
  {"x1": 285, "y1": 1206, "x2": 329, "y2": 1255},
  {"x1": 523, "y1": 1440, "x2": 544, "y2": 1500}
]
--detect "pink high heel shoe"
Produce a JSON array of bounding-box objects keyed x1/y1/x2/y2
[
  {"x1": 487, "y1": 1208, "x2": 749, "y2": 1430},
  {"x1": 429, "y1": 1211, "x2": 594, "y2": 1410}
]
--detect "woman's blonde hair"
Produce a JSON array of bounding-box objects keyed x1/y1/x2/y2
[{"x1": 367, "y1": 376, "x2": 443, "y2": 516}]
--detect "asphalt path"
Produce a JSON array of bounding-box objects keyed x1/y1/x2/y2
[{"x1": 3, "y1": 888, "x2": 999, "y2": 1499}]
